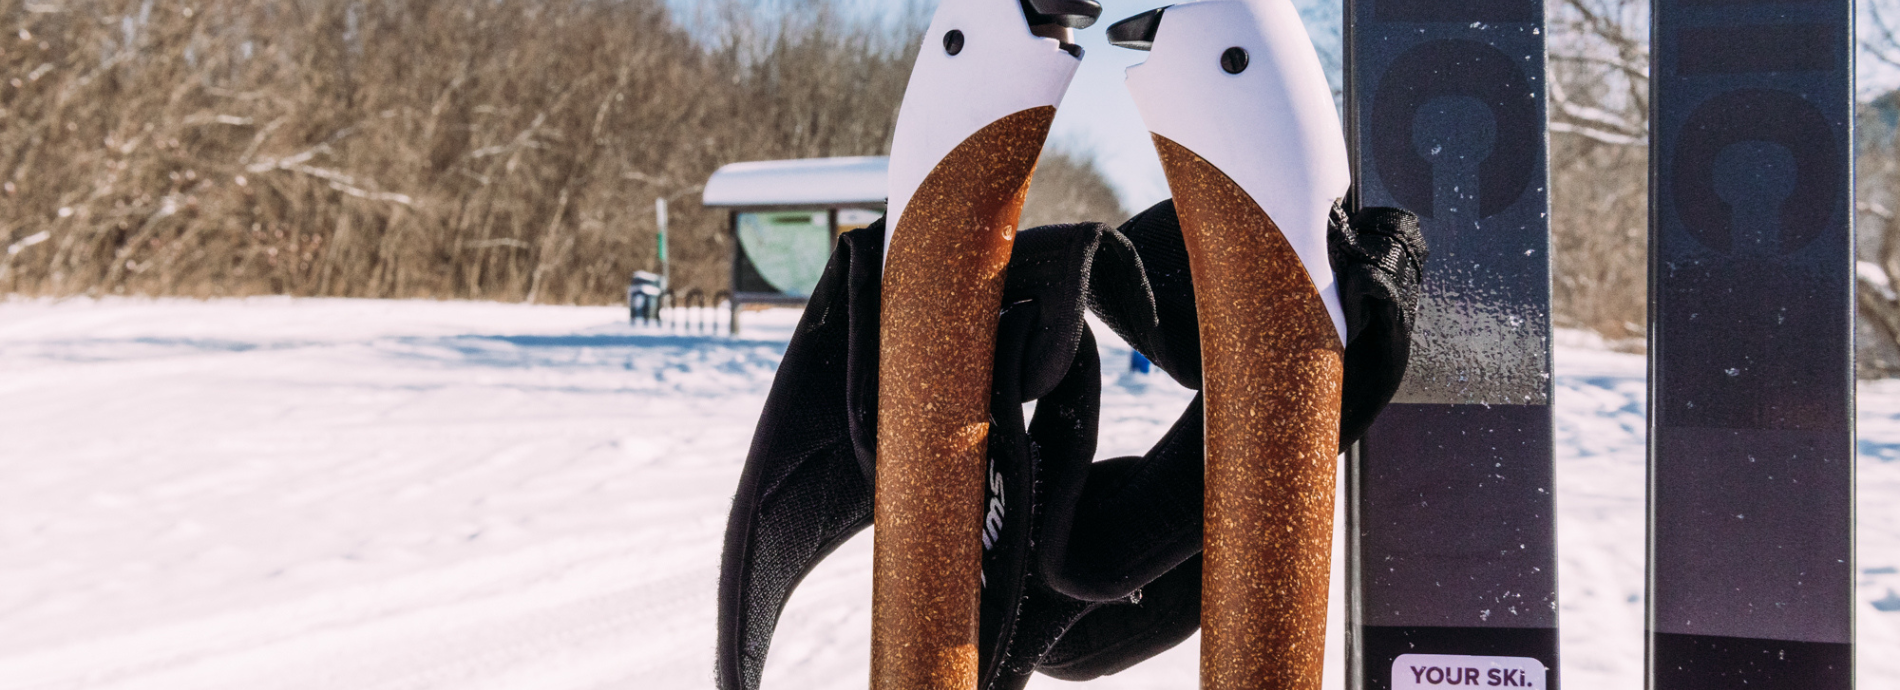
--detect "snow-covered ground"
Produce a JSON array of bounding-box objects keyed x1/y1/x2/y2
[{"x1": 0, "y1": 297, "x2": 1893, "y2": 689}]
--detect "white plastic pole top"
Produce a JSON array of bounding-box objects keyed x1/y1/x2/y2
[
  {"x1": 1124, "y1": 0, "x2": 1351, "y2": 345},
  {"x1": 883, "y1": 0, "x2": 1085, "y2": 263}
]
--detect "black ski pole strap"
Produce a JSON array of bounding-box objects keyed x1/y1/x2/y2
[
  {"x1": 1087, "y1": 199, "x2": 1203, "y2": 390},
  {"x1": 1036, "y1": 553, "x2": 1204, "y2": 680},
  {"x1": 717, "y1": 199, "x2": 1426, "y2": 689},
  {"x1": 1088, "y1": 197, "x2": 1428, "y2": 449},
  {"x1": 1035, "y1": 199, "x2": 1426, "y2": 607},
  {"x1": 716, "y1": 222, "x2": 885, "y2": 690},
  {"x1": 978, "y1": 296, "x2": 1102, "y2": 690},
  {"x1": 1329, "y1": 198, "x2": 1429, "y2": 444},
  {"x1": 716, "y1": 220, "x2": 1124, "y2": 690},
  {"x1": 996, "y1": 197, "x2": 1428, "y2": 682},
  {"x1": 977, "y1": 220, "x2": 1200, "y2": 690}
]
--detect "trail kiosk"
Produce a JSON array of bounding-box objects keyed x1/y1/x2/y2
[{"x1": 702, "y1": 156, "x2": 887, "y2": 322}]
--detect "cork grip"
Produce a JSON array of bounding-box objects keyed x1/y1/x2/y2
[
  {"x1": 1152, "y1": 135, "x2": 1345, "y2": 690},
  {"x1": 873, "y1": 106, "x2": 1055, "y2": 690}
]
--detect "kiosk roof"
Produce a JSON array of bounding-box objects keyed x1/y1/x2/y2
[{"x1": 701, "y1": 156, "x2": 888, "y2": 208}]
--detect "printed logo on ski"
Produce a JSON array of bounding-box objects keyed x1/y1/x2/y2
[{"x1": 1391, "y1": 654, "x2": 1545, "y2": 689}]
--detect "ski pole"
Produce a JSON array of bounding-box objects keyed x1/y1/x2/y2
[
  {"x1": 873, "y1": 1, "x2": 1095, "y2": 688},
  {"x1": 1111, "y1": 2, "x2": 1350, "y2": 688}
]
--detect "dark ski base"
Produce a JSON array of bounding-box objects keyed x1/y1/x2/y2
[
  {"x1": 1648, "y1": 0, "x2": 1855, "y2": 685},
  {"x1": 1354, "y1": 403, "x2": 1556, "y2": 630},
  {"x1": 1344, "y1": 0, "x2": 1554, "y2": 686},
  {"x1": 1358, "y1": 626, "x2": 1557, "y2": 690},
  {"x1": 1650, "y1": 633, "x2": 1851, "y2": 690}
]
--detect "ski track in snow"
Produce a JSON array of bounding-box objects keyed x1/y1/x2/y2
[{"x1": 0, "y1": 297, "x2": 1892, "y2": 689}]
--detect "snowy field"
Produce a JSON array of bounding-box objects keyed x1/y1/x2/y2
[{"x1": 0, "y1": 297, "x2": 1894, "y2": 689}]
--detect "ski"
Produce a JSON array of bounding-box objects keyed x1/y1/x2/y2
[
  {"x1": 1648, "y1": 0, "x2": 1856, "y2": 686},
  {"x1": 1342, "y1": 1, "x2": 1559, "y2": 688},
  {"x1": 1112, "y1": 2, "x2": 1352, "y2": 687},
  {"x1": 872, "y1": 1, "x2": 1095, "y2": 688}
]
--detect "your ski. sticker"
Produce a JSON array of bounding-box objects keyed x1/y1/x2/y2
[{"x1": 1390, "y1": 654, "x2": 1546, "y2": 689}]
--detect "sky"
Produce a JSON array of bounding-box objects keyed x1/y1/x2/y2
[
  {"x1": 1863, "y1": 1, "x2": 1900, "y2": 101},
  {"x1": 1041, "y1": 0, "x2": 1343, "y2": 212}
]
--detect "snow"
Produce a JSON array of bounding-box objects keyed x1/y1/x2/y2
[{"x1": 0, "y1": 297, "x2": 1893, "y2": 689}]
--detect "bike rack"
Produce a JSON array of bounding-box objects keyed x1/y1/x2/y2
[{"x1": 630, "y1": 283, "x2": 736, "y2": 336}]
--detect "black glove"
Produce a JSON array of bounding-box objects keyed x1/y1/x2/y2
[
  {"x1": 714, "y1": 218, "x2": 1134, "y2": 690},
  {"x1": 714, "y1": 220, "x2": 882, "y2": 690},
  {"x1": 1001, "y1": 198, "x2": 1429, "y2": 685},
  {"x1": 715, "y1": 199, "x2": 1427, "y2": 690}
]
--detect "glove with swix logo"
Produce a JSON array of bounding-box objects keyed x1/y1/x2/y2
[
  {"x1": 714, "y1": 197, "x2": 1425, "y2": 690},
  {"x1": 715, "y1": 217, "x2": 1131, "y2": 690},
  {"x1": 995, "y1": 197, "x2": 1426, "y2": 686}
]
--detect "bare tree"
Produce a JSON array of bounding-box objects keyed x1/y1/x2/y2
[
  {"x1": 1546, "y1": 0, "x2": 1650, "y2": 343},
  {"x1": 1854, "y1": 1, "x2": 1900, "y2": 374},
  {"x1": 0, "y1": 0, "x2": 1125, "y2": 305},
  {"x1": 1020, "y1": 147, "x2": 1127, "y2": 230}
]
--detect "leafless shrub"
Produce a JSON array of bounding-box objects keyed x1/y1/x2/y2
[
  {"x1": 0, "y1": 0, "x2": 935, "y2": 302},
  {"x1": 1020, "y1": 146, "x2": 1126, "y2": 230},
  {"x1": 1852, "y1": 94, "x2": 1900, "y2": 376},
  {"x1": 1856, "y1": 3, "x2": 1900, "y2": 375},
  {"x1": 1547, "y1": 0, "x2": 1649, "y2": 342},
  {"x1": 0, "y1": 0, "x2": 1124, "y2": 303}
]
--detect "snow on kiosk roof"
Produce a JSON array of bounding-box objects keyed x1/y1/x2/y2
[{"x1": 701, "y1": 156, "x2": 888, "y2": 209}]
